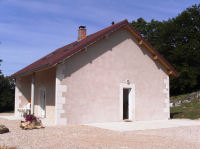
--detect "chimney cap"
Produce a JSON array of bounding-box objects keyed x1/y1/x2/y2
[{"x1": 79, "y1": 26, "x2": 86, "y2": 29}]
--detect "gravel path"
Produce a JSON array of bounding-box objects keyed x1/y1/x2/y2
[{"x1": 0, "y1": 118, "x2": 200, "y2": 149}]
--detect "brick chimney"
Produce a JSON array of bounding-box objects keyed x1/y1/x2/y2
[{"x1": 78, "y1": 26, "x2": 86, "y2": 40}]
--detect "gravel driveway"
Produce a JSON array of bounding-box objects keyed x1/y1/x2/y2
[{"x1": 0, "y1": 118, "x2": 200, "y2": 149}]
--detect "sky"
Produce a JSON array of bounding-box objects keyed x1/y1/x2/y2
[{"x1": 0, "y1": 0, "x2": 199, "y2": 76}]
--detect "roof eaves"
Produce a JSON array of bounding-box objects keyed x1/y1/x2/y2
[
  {"x1": 126, "y1": 23, "x2": 178, "y2": 77},
  {"x1": 11, "y1": 63, "x2": 51, "y2": 78}
]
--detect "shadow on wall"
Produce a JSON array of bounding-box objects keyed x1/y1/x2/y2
[
  {"x1": 63, "y1": 28, "x2": 167, "y2": 78},
  {"x1": 17, "y1": 68, "x2": 56, "y2": 107},
  {"x1": 17, "y1": 75, "x2": 31, "y2": 107},
  {"x1": 34, "y1": 68, "x2": 56, "y2": 107}
]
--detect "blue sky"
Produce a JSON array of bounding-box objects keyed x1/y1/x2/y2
[{"x1": 0, "y1": 0, "x2": 199, "y2": 76}]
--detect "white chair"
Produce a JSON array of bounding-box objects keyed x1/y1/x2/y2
[{"x1": 18, "y1": 103, "x2": 31, "y2": 117}]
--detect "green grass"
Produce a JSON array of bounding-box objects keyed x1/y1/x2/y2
[{"x1": 170, "y1": 99, "x2": 200, "y2": 119}]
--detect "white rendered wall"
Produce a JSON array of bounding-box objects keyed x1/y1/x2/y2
[{"x1": 55, "y1": 63, "x2": 67, "y2": 125}]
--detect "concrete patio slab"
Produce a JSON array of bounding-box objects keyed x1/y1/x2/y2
[{"x1": 86, "y1": 119, "x2": 200, "y2": 131}]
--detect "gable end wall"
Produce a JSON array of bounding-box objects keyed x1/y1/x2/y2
[{"x1": 56, "y1": 28, "x2": 169, "y2": 124}]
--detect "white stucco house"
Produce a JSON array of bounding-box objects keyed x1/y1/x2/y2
[{"x1": 11, "y1": 20, "x2": 178, "y2": 125}]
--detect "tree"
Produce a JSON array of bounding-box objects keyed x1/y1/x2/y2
[
  {"x1": 132, "y1": 4, "x2": 200, "y2": 95},
  {"x1": 0, "y1": 59, "x2": 15, "y2": 112}
]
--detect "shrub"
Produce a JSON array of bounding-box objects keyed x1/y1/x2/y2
[{"x1": 25, "y1": 114, "x2": 37, "y2": 122}]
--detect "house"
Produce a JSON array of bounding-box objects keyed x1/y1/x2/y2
[{"x1": 11, "y1": 20, "x2": 178, "y2": 125}]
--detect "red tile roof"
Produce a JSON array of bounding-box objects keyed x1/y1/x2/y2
[{"x1": 11, "y1": 19, "x2": 178, "y2": 77}]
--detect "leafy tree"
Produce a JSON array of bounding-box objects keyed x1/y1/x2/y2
[
  {"x1": 0, "y1": 59, "x2": 15, "y2": 112},
  {"x1": 132, "y1": 4, "x2": 200, "y2": 95}
]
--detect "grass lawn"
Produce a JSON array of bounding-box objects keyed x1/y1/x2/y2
[{"x1": 170, "y1": 99, "x2": 200, "y2": 119}]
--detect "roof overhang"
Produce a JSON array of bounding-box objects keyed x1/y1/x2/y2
[{"x1": 125, "y1": 24, "x2": 178, "y2": 77}]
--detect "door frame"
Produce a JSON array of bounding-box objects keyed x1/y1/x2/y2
[
  {"x1": 38, "y1": 87, "x2": 46, "y2": 118},
  {"x1": 120, "y1": 83, "x2": 135, "y2": 121}
]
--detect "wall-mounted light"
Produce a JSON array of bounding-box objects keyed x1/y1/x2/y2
[{"x1": 126, "y1": 79, "x2": 130, "y2": 85}]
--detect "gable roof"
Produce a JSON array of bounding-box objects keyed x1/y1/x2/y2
[{"x1": 11, "y1": 19, "x2": 178, "y2": 77}]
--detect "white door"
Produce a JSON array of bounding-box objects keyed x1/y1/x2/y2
[{"x1": 39, "y1": 90, "x2": 46, "y2": 118}]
